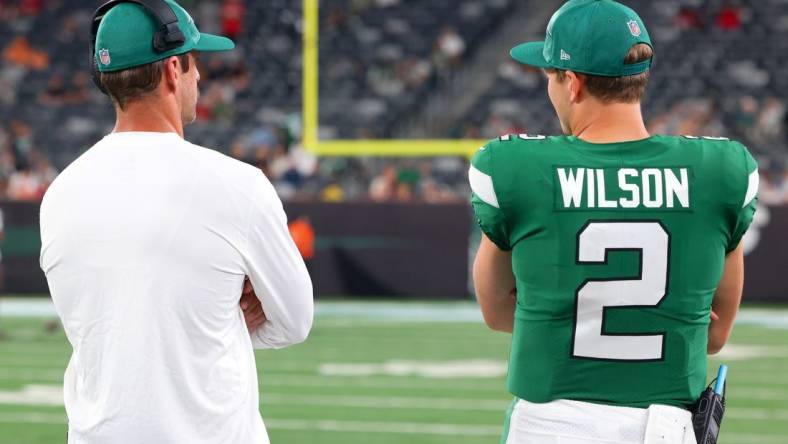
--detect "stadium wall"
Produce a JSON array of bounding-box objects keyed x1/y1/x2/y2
[
  {"x1": 1, "y1": 201, "x2": 785, "y2": 302},
  {"x1": 0, "y1": 201, "x2": 472, "y2": 298}
]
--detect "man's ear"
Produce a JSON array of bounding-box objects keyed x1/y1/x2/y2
[
  {"x1": 163, "y1": 56, "x2": 180, "y2": 92},
  {"x1": 565, "y1": 70, "x2": 584, "y2": 103}
]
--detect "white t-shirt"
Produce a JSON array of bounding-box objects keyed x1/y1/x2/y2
[{"x1": 39, "y1": 132, "x2": 313, "y2": 444}]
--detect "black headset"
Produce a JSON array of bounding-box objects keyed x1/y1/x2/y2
[{"x1": 90, "y1": 0, "x2": 186, "y2": 94}]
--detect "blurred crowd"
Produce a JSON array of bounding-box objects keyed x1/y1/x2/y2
[
  {"x1": 0, "y1": 120, "x2": 58, "y2": 201},
  {"x1": 224, "y1": 122, "x2": 468, "y2": 203},
  {"x1": 0, "y1": 0, "x2": 786, "y2": 206}
]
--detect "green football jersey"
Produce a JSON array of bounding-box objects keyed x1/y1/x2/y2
[{"x1": 470, "y1": 134, "x2": 758, "y2": 409}]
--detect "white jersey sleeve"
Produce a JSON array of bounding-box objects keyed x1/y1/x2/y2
[{"x1": 242, "y1": 171, "x2": 313, "y2": 349}]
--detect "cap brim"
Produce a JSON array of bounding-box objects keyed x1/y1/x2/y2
[
  {"x1": 194, "y1": 33, "x2": 236, "y2": 52},
  {"x1": 510, "y1": 41, "x2": 551, "y2": 68}
]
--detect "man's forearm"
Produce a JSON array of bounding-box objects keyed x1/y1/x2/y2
[
  {"x1": 473, "y1": 234, "x2": 517, "y2": 333},
  {"x1": 477, "y1": 288, "x2": 516, "y2": 333},
  {"x1": 707, "y1": 245, "x2": 744, "y2": 354}
]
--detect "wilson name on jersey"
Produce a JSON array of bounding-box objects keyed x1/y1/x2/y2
[{"x1": 556, "y1": 167, "x2": 689, "y2": 210}]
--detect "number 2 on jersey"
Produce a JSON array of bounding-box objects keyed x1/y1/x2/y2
[{"x1": 572, "y1": 221, "x2": 669, "y2": 361}]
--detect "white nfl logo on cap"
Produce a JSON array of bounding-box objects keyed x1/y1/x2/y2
[
  {"x1": 99, "y1": 48, "x2": 111, "y2": 65},
  {"x1": 627, "y1": 20, "x2": 641, "y2": 37}
]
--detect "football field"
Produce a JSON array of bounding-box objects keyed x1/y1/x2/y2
[{"x1": 0, "y1": 299, "x2": 786, "y2": 444}]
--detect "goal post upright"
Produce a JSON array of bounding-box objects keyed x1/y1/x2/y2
[{"x1": 301, "y1": 0, "x2": 486, "y2": 158}]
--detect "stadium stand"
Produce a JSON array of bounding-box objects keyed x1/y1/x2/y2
[{"x1": 0, "y1": 0, "x2": 786, "y2": 204}]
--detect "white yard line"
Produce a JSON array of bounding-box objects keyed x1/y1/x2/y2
[
  {"x1": 0, "y1": 412, "x2": 503, "y2": 435},
  {"x1": 0, "y1": 369, "x2": 64, "y2": 381},
  {"x1": 1, "y1": 384, "x2": 787, "y2": 415},
  {"x1": 0, "y1": 412, "x2": 65, "y2": 424},
  {"x1": 264, "y1": 419, "x2": 502, "y2": 436},
  {"x1": 3, "y1": 298, "x2": 788, "y2": 327},
  {"x1": 260, "y1": 374, "x2": 503, "y2": 391},
  {"x1": 722, "y1": 433, "x2": 788, "y2": 444},
  {"x1": 726, "y1": 407, "x2": 788, "y2": 421},
  {"x1": 0, "y1": 412, "x2": 786, "y2": 443},
  {"x1": 260, "y1": 393, "x2": 509, "y2": 411}
]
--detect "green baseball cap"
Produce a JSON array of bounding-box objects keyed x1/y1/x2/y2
[
  {"x1": 95, "y1": 0, "x2": 235, "y2": 72},
  {"x1": 510, "y1": 0, "x2": 653, "y2": 77}
]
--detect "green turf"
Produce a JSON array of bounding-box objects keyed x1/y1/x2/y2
[{"x1": 0, "y1": 303, "x2": 787, "y2": 444}]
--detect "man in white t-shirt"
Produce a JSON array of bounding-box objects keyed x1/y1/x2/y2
[{"x1": 39, "y1": 1, "x2": 313, "y2": 443}]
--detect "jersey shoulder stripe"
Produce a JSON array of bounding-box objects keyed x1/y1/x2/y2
[
  {"x1": 744, "y1": 169, "x2": 759, "y2": 208},
  {"x1": 469, "y1": 165, "x2": 499, "y2": 209}
]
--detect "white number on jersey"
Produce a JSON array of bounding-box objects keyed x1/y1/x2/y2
[{"x1": 572, "y1": 221, "x2": 669, "y2": 361}]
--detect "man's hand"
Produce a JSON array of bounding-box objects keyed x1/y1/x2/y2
[{"x1": 240, "y1": 277, "x2": 267, "y2": 332}]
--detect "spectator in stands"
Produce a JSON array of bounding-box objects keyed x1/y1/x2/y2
[
  {"x1": 196, "y1": 0, "x2": 221, "y2": 35},
  {"x1": 31, "y1": 151, "x2": 57, "y2": 189},
  {"x1": 221, "y1": 0, "x2": 245, "y2": 41},
  {"x1": 734, "y1": 95, "x2": 759, "y2": 135},
  {"x1": 9, "y1": 120, "x2": 33, "y2": 170},
  {"x1": 7, "y1": 167, "x2": 43, "y2": 200},
  {"x1": 203, "y1": 56, "x2": 232, "y2": 80},
  {"x1": 753, "y1": 98, "x2": 786, "y2": 144},
  {"x1": 196, "y1": 82, "x2": 234, "y2": 122},
  {"x1": 369, "y1": 165, "x2": 398, "y2": 201},
  {"x1": 228, "y1": 60, "x2": 250, "y2": 93},
  {"x1": 647, "y1": 99, "x2": 725, "y2": 139},
  {"x1": 321, "y1": 181, "x2": 345, "y2": 202},
  {"x1": 396, "y1": 182, "x2": 413, "y2": 202},
  {"x1": 2, "y1": 36, "x2": 49, "y2": 70},
  {"x1": 56, "y1": 11, "x2": 84, "y2": 45},
  {"x1": 675, "y1": 6, "x2": 702, "y2": 30},
  {"x1": 717, "y1": 4, "x2": 743, "y2": 31},
  {"x1": 19, "y1": 0, "x2": 43, "y2": 16},
  {"x1": 433, "y1": 26, "x2": 466, "y2": 72},
  {"x1": 247, "y1": 127, "x2": 278, "y2": 153},
  {"x1": 397, "y1": 57, "x2": 433, "y2": 89},
  {"x1": 269, "y1": 146, "x2": 298, "y2": 199},
  {"x1": 480, "y1": 113, "x2": 525, "y2": 139},
  {"x1": 38, "y1": 73, "x2": 68, "y2": 106},
  {"x1": 229, "y1": 140, "x2": 248, "y2": 163},
  {"x1": 67, "y1": 72, "x2": 92, "y2": 105}
]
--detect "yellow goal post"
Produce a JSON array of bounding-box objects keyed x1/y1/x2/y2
[{"x1": 301, "y1": 0, "x2": 487, "y2": 157}]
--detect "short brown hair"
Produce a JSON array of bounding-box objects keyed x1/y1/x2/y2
[
  {"x1": 99, "y1": 53, "x2": 191, "y2": 110},
  {"x1": 548, "y1": 44, "x2": 652, "y2": 103}
]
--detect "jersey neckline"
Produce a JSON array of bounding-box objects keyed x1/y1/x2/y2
[
  {"x1": 107, "y1": 131, "x2": 181, "y2": 137},
  {"x1": 567, "y1": 134, "x2": 657, "y2": 146},
  {"x1": 563, "y1": 135, "x2": 667, "y2": 157}
]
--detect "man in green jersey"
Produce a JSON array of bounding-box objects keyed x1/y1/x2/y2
[{"x1": 469, "y1": 1, "x2": 758, "y2": 443}]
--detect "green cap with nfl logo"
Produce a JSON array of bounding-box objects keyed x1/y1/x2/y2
[
  {"x1": 510, "y1": 0, "x2": 653, "y2": 77},
  {"x1": 95, "y1": 0, "x2": 235, "y2": 72}
]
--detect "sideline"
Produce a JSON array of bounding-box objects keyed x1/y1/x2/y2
[
  {"x1": 2, "y1": 298, "x2": 788, "y2": 327},
  {"x1": 0, "y1": 411, "x2": 786, "y2": 444}
]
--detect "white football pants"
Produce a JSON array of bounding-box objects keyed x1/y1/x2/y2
[{"x1": 502, "y1": 398, "x2": 697, "y2": 444}]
